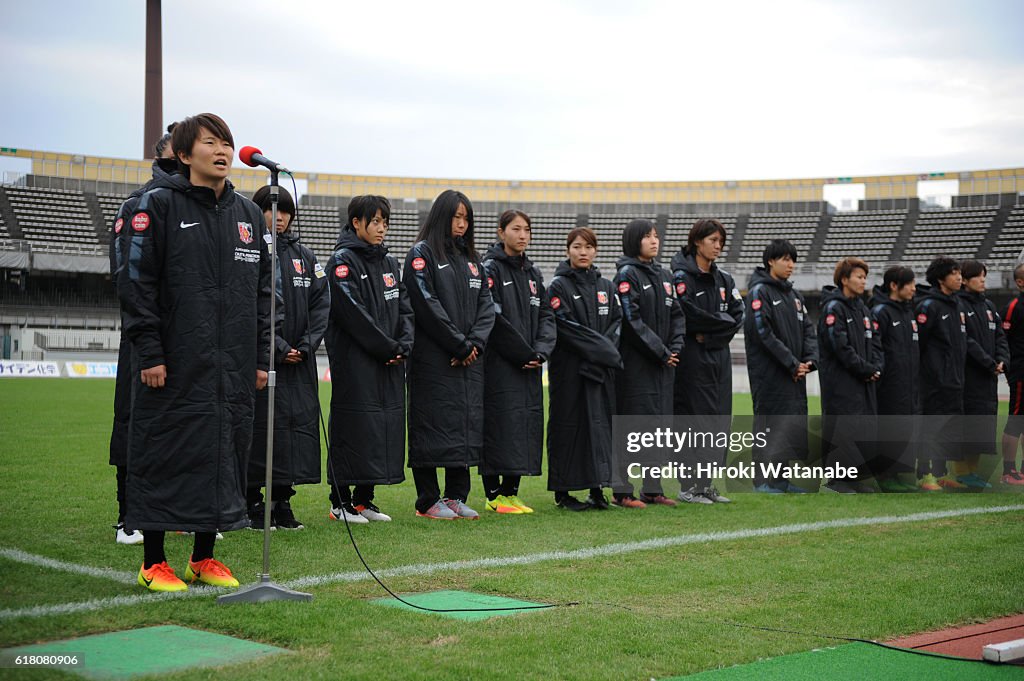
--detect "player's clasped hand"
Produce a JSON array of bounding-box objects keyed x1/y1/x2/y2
[
  {"x1": 140, "y1": 364, "x2": 166, "y2": 388},
  {"x1": 256, "y1": 370, "x2": 268, "y2": 390}
]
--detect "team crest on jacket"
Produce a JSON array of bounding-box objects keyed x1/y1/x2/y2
[
  {"x1": 488, "y1": 276, "x2": 494, "y2": 289},
  {"x1": 987, "y1": 309, "x2": 994, "y2": 321},
  {"x1": 383, "y1": 272, "x2": 396, "y2": 288},
  {"x1": 550, "y1": 296, "x2": 561, "y2": 310},
  {"x1": 292, "y1": 258, "x2": 305, "y2": 275},
  {"x1": 114, "y1": 218, "x2": 123, "y2": 234},
  {"x1": 795, "y1": 299, "x2": 802, "y2": 311},
  {"x1": 676, "y1": 282, "x2": 686, "y2": 296},
  {"x1": 597, "y1": 291, "x2": 609, "y2": 304},
  {"x1": 825, "y1": 314, "x2": 836, "y2": 326},
  {"x1": 912, "y1": 320, "x2": 919, "y2": 332},
  {"x1": 720, "y1": 287, "x2": 727, "y2": 301},
  {"x1": 863, "y1": 317, "x2": 871, "y2": 329},
  {"x1": 132, "y1": 213, "x2": 150, "y2": 232},
  {"x1": 960, "y1": 312, "x2": 966, "y2": 325},
  {"x1": 411, "y1": 257, "x2": 426, "y2": 271},
  {"x1": 663, "y1": 282, "x2": 673, "y2": 296},
  {"x1": 618, "y1": 281, "x2": 630, "y2": 294},
  {"x1": 468, "y1": 262, "x2": 479, "y2": 277},
  {"x1": 238, "y1": 222, "x2": 253, "y2": 244},
  {"x1": 529, "y1": 280, "x2": 537, "y2": 295},
  {"x1": 335, "y1": 264, "x2": 349, "y2": 279},
  {"x1": 1004, "y1": 321, "x2": 1012, "y2": 330},
  {"x1": 917, "y1": 313, "x2": 927, "y2": 325},
  {"x1": 751, "y1": 298, "x2": 762, "y2": 311}
]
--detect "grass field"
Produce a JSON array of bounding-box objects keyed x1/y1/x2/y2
[{"x1": 1, "y1": 378, "x2": 1022, "y2": 680}]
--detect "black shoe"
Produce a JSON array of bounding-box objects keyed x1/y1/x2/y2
[
  {"x1": 555, "y1": 494, "x2": 590, "y2": 512},
  {"x1": 824, "y1": 480, "x2": 857, "y2": 494},
  {"x1": 272, "y1": 500, "x2": 304, "y2": 530},
  {"x1": 851, "y1": 480, "x2": 876, "y2": 494},
  {"x1": 248, "y1": 501, "x2": 275, "y2": 530},
  {"x1": 587, "y1": 493, "x2": 611, "y2": 510}
]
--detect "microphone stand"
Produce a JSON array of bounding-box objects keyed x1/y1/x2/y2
[{"x1": 220, "y1": 170, "x2": 312, "y2": 604}]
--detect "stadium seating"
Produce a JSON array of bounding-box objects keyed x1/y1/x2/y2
[
  {"x1": 901, "y1": 207, "x2": 996, "y2": 262},
  {"x1": 737, "y1": 212, "x2": 821, "y2": 264},
  {"x1": 5, "y1": 186, "x2": 99, "y2": 250},
  {"x1": 819, "y1": 209, "x2": 906, "y2": 265},
  {"x1": 988, "y1": 205, "x2": 1024, "y2": 264}
]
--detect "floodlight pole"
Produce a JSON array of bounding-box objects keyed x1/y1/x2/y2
[{"x1": 219, "y1": 170, "x2": 312, "y2": 604}]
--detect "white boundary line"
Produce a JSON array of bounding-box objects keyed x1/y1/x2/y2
[
  {"x1": 2, "y1": 504, "x2": 1022, "y2": 621},
  {"x1": 0, "y1": 548, "x2": 137, "y2": 585}
]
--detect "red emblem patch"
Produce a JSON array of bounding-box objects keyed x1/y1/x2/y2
[
  {"x1": 131, "y1": 213, "x2": 149, "y2": 232},
  {"x1": 383, "y1": 272, "x2": 396, "y2": 287},
  {"x1": 412, "y1": 257, "x2": 426, "y2": 271},
  {"x1": 292, "y1": 258, "x2": 304, "y2": 275},
  {"x1": 468, "y1": 262, "x2": 479, "y2": 277},
  {"x1": 238, "y1": 222, "x2": 253, "y2": 244},
  {"x1": 550, "y1": 296, "x2": 561, "y2": 310},
  {"x1": 663, "y1": 282, "x2": 673, "y2": 296},
  {"x1": 917, "y1": 313, "x2": 927, "y2": 325},
  {"x1": 618, "y1": 281, "x2": 631, "y2": 294},
  {"x1": 795, "y1": 299, "x2": 802, "y2": 311},
  {"x1": 987, "y1": 310, "x2": 994, "y2": 321},
  {"x1": 530, "y1": 280, "x2": 537, "y2": 295},
  {"x1": 751, "y1": 298, "x2": 762, "y2": 311},
  {"x1": 676, "y1": 282, "x2": 687, "y2": 296},
  {"x1": 720, "y1": 287, "x2": 727, "y2": 301},
  {"x1": 335, "y1": 264, "x2": 349, "y2": 279},
  {"x1": 114, "y1": 218, "x2": 123, "y2": 234},
  {"x1": 911, "y1": 320, "x2": 918, "y2": 332},
  {"x1": 1003, "y1": 321, "x2": 1012, "y2": 331},
  {"x1": 487, "y1": 277, "x2": 494, "y2": 289},
  {"x1": 597, "y1": 291, "x2": 609, "y2": 304},
  {"x1": 872, "y1": 320, "x2": 879, "y2": 331},
  {"x1": 825, "y1": 314, "x2": 836, "y2": 326},
  {"x1": 863, "y1": 317, "x2": 871, "y2": 329}
]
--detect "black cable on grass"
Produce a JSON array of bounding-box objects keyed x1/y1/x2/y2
[
  {"x1": 718, "y1": 619, "x2": 1024, "y2": 667},
  {"x1": 298, "y1": 202, "x2": 568, "y2": 615}
]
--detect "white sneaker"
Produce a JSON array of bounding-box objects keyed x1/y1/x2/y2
[
  {"x1": 115, "y1": 524, "x2": 144, "y2": 545},
  {"x1": 355, "y1": 503, "x2": 392, "y2": 522},
  {"x1": 329, "y1": 505, "x2": 369, "y2": 525},
  {"x1": 677, "y1": 486, "x2": 714, "y2": 505}
]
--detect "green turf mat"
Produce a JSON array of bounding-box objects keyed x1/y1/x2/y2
[
  {"x1": 668, "y1": 642, "x2": 1023, "y2": 680},
  {"x1": 373, "y1": 589, "x2": 549, "y2": 621},
  {"x1": 0, "y1": 624, "x2": 287, "y2": 680}
]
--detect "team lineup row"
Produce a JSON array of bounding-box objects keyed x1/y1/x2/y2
[{"x1": 106, "y1": 113, "x2": 1024, "y2": 594}]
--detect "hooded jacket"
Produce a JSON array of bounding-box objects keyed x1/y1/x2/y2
[
  {"x1": 915, "y1": 284, "x2": 967, "y2": 415},
  {"x1": 818, "y1": 285, "x2": 881, "y2": 417},
  {"x1": 108, "y1": 157, "x2": 178, "y2": 468},
  {"x1": 480, "y1": 244, "x2": 556, "y2": 476},
  {"x1": 249, "y1": 226, "x2": 330, "y2": 488},
  {"x1": 613, "y1": 256, "x2": 685, "y2": 416},
  {"x1": 326, "y1": 228, "x2": 413, "y2": 485},
  {"x1": 670, "y1": 250, "x2": 743, "y2": 416},
  {"x1": 404, "y1": 237, "x2": 495, "y2": 468},
  {"x1": 546, "y1": 260, "x2": 622, "y2": 490},
  {"x1": 869, "y1": 285, "x2": 920, "y2": 416},
  {"x1": 956, "y1": 288, "x2": 1009, "y2": 417},
  {"x1": 743, "y1": 267, "x2": 818, "y2": 415},
  {"x1": 117, "y1": 174, "x2": 272, "y2": 532},
  {"x1": 1001, "y1": 291, "x2": 1024, "y2": 382}
]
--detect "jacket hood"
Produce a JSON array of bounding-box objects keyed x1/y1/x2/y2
[
  {"x1": 670, "y1": 249, "x2": 717, "y2": 278},
  {"x1": 955, "y1": 289, "x2": 986, "y2": 304},
  {"x1": 870, "y1": 284, "x2": 915, "y2": 312},
  {"x1": 485, "y1": 242, "x2": 534, "y2": 270},
  {"x1": 820, "y1": 284, "x2": 863, "y2": 309},
  {"x1": 554, "y1": 259, "x2": 601, "y2": 282},
  {"x1": 748, "y1": 266, "x2": 792, "y2": 292},
  {"x1": 917, "y1": 283, "x2": 958, "y2": 309},
  {"x1": 334, "y1": 226, "x2": 388, "y2": 260},
  {"x1": 616, "y1": 256, "x2": 660, "y2": 273}
]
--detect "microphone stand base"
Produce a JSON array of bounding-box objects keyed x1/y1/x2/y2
[{"x1": 217, "y1": 575, "x2": 313, "y2": 604}]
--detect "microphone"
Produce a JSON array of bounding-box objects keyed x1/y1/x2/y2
[{"x1": 238, "y1": 146, "x2": 290, "y2": 173}]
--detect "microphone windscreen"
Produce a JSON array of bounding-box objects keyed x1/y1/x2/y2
[{"x1": 238, "y1": 146, "x2": 262, "y2": 167}]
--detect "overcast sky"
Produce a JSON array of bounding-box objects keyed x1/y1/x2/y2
[{"x1": 1, "y1": 0, "x2": 1022, "y2": 182}]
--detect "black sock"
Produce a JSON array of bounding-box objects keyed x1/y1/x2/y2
[
  {"x1": 589, "y1": 487, "x2": 602, "y2": 499},
  {"x1": 143, "y1": 531, "x2": 166, "y2": 569},
  {"x1": 500, "y1": 475, "x2": 521, "y2": 497},
  {"x1": 481, "y1": 475, "x2": 501, "y2": 500},
  {"x1": 1006, "y1": 460, "x2": 1017, "y2": 474},
  {"x1": 191, "y1": 532, "x2": 216, "y2": 563}
]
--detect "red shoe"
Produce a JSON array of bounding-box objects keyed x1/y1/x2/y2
[
  {"x1": 640, "y1": 494, "x2": 678, "y2": 507},
  {"x1": 1001, "y1": 469, "x2": 1024, "y2": 486},
  {"x1": 612, "y1": 495, "x2": 647, "y2": 509}
]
